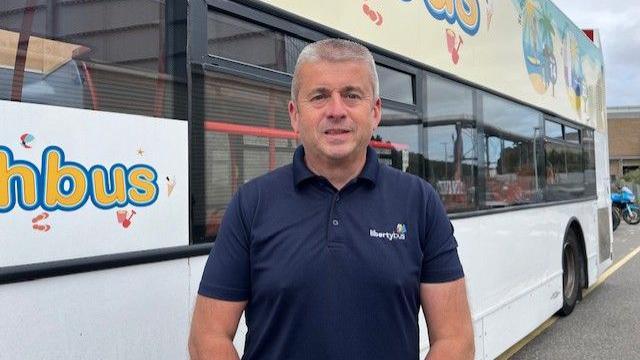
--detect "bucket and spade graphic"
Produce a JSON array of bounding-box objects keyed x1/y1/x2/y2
[
  {"x1": 116, "y1": 209, "x2": 137, "y2": 228},
  {"x1": 446, "y1": 29, "x2": 464, "y2": 64}
]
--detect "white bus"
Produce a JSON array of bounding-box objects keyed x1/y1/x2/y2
[{"x1": 0, "y1": 0, "x2": 611, "y2": 359}]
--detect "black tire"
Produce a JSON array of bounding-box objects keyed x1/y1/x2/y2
[
  {"x1": 558, "y1": 228, "x2": 582, "y2": 316},
  {"x1": 622, "y1": 208, "x2": 640, "y2": 225},
  {"x1": 612, "y1": 208, "x2": 621, "y2": 231}
]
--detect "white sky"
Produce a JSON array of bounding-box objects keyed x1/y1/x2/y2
[{"x1": 552, "y1": 0, "x2": 640, "y2": 107}]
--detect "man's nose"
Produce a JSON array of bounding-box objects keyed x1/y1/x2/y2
[{"x1": 325, "y1": 92, "x2": 347, "y2": 120}]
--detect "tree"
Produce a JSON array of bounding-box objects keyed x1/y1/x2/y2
[{"x1": 622, "y1": 169, "x2": 640, "y2": 184}]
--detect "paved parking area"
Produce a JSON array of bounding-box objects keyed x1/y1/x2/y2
[{"x1": 509, "y1": 222, "x2": 640, "y2": 359}]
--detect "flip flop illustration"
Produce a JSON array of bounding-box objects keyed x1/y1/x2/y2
[
  {"x1": 362, "y1": 2, "x2": 383, "y2": 26},
  {"x1": 32, "y1": 212, "x2": 51, "y2": 232}
]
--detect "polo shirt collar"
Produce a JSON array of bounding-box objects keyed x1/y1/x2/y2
[{"x1": 292, "y1": 145, "x2": 379, "y2": 188}]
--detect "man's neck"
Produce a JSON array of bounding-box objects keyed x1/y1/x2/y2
[{"x1": 304, "y1": 151, "x2": 367, "y2": 190}]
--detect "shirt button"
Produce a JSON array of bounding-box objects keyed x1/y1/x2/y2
[{"x1": 332, "y1": 219, "x2": 339, "y2": 226}]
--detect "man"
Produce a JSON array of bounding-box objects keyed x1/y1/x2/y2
[{"x1": 189, "y1": 38, "x2": 474, "y2": 360}]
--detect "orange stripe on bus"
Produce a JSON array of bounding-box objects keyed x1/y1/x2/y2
[{"x1": 203, "y1": 120, "x2": 408, "y2": 150}]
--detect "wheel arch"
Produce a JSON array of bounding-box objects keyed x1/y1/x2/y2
[{"x1": 564, "y1": 217, "x2": 588, "y2": 294}]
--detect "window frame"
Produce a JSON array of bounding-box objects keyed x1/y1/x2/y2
[{"x1": 189, "y1": 0, "x2": 600, "y2": 233}]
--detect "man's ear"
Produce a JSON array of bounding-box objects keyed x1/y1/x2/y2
[
  {"x1": 289, "y1": 100, "x2": 299, "y2": 133},
  {"x1": 371, "y1": 97, "x2": 382, "y2": 130}
]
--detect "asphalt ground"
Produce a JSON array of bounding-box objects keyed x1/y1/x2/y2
[{"x1": 502, "y1": 222, "x2": 640, "y2": 359}]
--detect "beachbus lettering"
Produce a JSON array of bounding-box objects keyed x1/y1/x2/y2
[
  {"x1": 0, "y1": 145, "x2": 158, "y2": 213},
  {"x1": 403, "y1": 0, "x2": 481, "y2": 36}
]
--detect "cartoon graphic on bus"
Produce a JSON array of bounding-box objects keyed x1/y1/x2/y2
[
  {"x1": 362, "y1": 1, "x2": 384, "y2": 26},
  {"x1": 514, "y1": 0, "x2": 558, "y2": 95},
  {"x1": 562, "y1": 30, "x2": 586, "y2": 116}
]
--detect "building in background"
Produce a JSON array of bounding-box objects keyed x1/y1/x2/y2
[{"x1": 608, "y1": 106, "x2": 640, "y2": 179}]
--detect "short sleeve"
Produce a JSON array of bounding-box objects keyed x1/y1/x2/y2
[
  {"x1": 198, "y1": 190, "x2": 251, "y2": 301},
  {"x1": 420, "y1": 184, "x2": 465, "y2": 283}
]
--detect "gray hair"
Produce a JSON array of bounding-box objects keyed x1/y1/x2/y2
[{"x1": 291, "y1": 38, "x2": 379, "y2": 101}]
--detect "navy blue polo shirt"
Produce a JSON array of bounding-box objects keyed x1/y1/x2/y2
[{"x1": 198, "y1": 146, "x2": 464, "y2": 360}]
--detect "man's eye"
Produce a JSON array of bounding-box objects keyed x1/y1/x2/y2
[
  {"x1": 344, "y1": 93, "x2": 362, "y2": 100},
  {"x1": 310, "y1": 94, "x2": 328, "y2": 102}
]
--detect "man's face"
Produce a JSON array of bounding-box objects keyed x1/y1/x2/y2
[{"x1": 289, "y1": 60, "x2": 382, "y2": 168}]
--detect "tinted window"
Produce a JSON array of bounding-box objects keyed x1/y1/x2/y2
[
  {"x1": 0, "y1": 0, "x2": 187, "y2": 119},
  {"x1": 545, "y1": 120, "x2": 563, "y2": 140},
  {"x1": 194, "y1": 70, "x2": 296, "y2": 242},
  {"x1": 565, "y1": 125, "x2": 580, "y2": 144},
  {"x1": 426, "y1": 75, "x2": 474, "y2": 120},
  {"x1": 374, "y1": 109, "x2": 423, "y2": 177},
  {"x1": 207, "y1": 11, "x2": 307, "y2": 73},
  {"x1": 376, "y1": 64, "x2": 414, "y2": 104},
  {"x1": 482, "y1": 94, "x2": 543, "y2": 207},
  {"x1": 545, "y1": 142, "x2": 585, "y2": 200},
  {"x1": 425, "y1": 75, "x2": 477, "y2": 212}
]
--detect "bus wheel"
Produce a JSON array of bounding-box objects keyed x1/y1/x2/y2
[{"x1": 558, "y1": 228, "x2": 581, "y2": 316}]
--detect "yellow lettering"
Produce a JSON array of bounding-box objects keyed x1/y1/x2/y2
[
  {"x1": 0, "y1": 149, "x2": 38, "y2": 209},
  {"x1": 44, "y1": 150, "x2": 87, "y2": 208},
  {"x1": 456, "y1": 0, "x2": 479, "y2": 29},
  {"x1": 127, "y1": 167, "x2": 157, "y2": 204},
  {"x1": 428, "y1": 0, "x2": 455, "y2": 15},
  {"x1": 92, "y1": 167, "x2": 127, "y2": 206}
]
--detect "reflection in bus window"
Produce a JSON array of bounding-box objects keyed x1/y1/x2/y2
[
  {"x1": 374, "y1": 108, "x2": 423, "y2": 177},
  {"x1": 482, "y1": 94, "x2": 543, "y2": 207},
  {"x1": 207, "y1": 11, "x2": 308, "y2": 73},
  {"x1": 425, "y1": 74, "x2": 477, "y2": 212},
  {"x1": 426, "y1": 74, "x2": 474, "y2": 119},
  {"x1": 545, "y1": 141, "x2": 585, "y2": 200},
  {"x1": 545, "y1": 120, "x2": 563, "y2": 140},
  {"x1": 565, "y1": 125, "x2": 580, "y2": 144},
  {"x1": 0, "y1": 29, "x2": 87, "y2": 108},
  {"x1": 200, "y1": 71, "x2": 296, "y2": 241},
  {"x1": 0, "y1": 1, "x2": 187, "y2": 119},
  {"x1": 376, "y1": 64, "x2": 415, "y2": 104},
  {"x1": 425, "y1": 124, "x2": 478, "y2": 212}
]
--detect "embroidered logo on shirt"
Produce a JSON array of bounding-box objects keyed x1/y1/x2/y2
[{"x1": 369, "y1": 224, "x2": 407, "y2": 241}]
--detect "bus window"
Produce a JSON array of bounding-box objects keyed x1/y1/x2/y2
[
  {"x1": 374, "y1": 108, "x2": 423, "y2": 177},
  {"x1": 545, "y1": 141, "x2": 585, "y2": 200},
  {"x1": 424, "y1": 74, "x2": 478, "y2": 212},
  {"x1": 545, "y1": 120, "x2": 563, "y2": 140},
  {"x1": 565, "y1": 125, "x2": 580, "y2": 144},
  {"x1": 197, "y1": 70, "x2": 296, "y2": 242},
  {"x1": 207, "y1": 10, "x2": 308, "y2": 73},
  {"x1": 0, "y1": 0, "x2": 186, "y2": 119},
  {"x1": 376, "y1": 64, "x2": 415, "y2": 105},
  {"x1": 481, "y1": 93, "x2": 544, "y2": 207},
  {"x1": 0, "y1": 29, "x2": 87, "y2": 108}
]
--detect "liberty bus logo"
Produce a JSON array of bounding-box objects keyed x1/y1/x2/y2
[{"x1": 370, "y1": 224, "x2": 407, "y2": 241}]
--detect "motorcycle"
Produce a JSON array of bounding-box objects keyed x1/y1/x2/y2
[{"x1": 611, "y1": 186, "x2": 640, "y2": 225}]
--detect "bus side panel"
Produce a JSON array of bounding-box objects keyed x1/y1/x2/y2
[
  {"x1": 0, "y1": 260, "x2": 190, "y2": 359},
  {"x1": 454, "y1": 202, "x2": 595, "y2": 358},
  {"x1": 0, "y1": 102, "x2": 189, "y2": 267},
  {"x1": 594, "y1": 130, "x2": 613, "y2": 272},
  {"x1": 189, "y1": 255, "x2": 249, "y2": 355}
]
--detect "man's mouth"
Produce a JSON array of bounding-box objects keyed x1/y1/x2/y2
[{"x1": 324, "y1": 129, "x2": 350, "y2": 135}]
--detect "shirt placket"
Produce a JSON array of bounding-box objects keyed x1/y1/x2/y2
[{"x1": 326, "y1": 188, "x2": 344, "y2": 248}]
